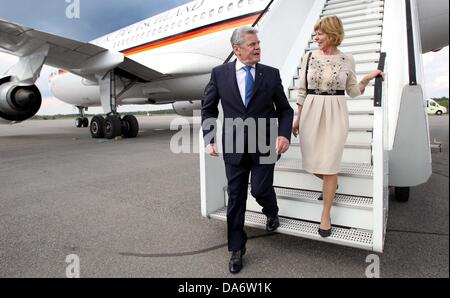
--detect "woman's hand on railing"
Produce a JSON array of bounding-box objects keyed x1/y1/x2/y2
[
  {"x1": 367, "y1": 69, "x2": 385, "y2": 81},
  {"x1": 359, "y1": 69, "x2": 385, "y2": 93}
]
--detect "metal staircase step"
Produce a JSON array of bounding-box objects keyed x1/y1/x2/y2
[
  {"x1": 327, "y1": 0, "x2": 372, "y2": 5},
  {"x1": 285, "y1": 143, "x2": 372, "y2": 164},
  {"x1": 223, "y1": 186, "x2": 375, "y2": 230},
  {"x1": 276, "y1": 158, "x2": 373, "y2": 178},
  {"x1": 244, "y1": 187, "x2": 374, "y2": 230},
  {"x1": 346, "y1": 131, "x2": 373, "y2": 144},
  {"x1": 348, "y1": 98, "x2": 375, "y2": 112},
  {"x1": 343, "y1": 27, "x2": 383, "y2": 39},
  {"x1": 323, "y1": 5, "x2": 384, "y2": 18},
  {"x1": 325, "y1": 0, "x2": 384, "y2": 11},
  {"x1": 274, "y1": 159, "x2": 374, "y2": 197},
  {"x1": 209, "y1": 207, "x2": 373, "y2": 251},
  {"x1": 342, "y1": 15, "x2": 383, "y2": 26},
  {"x1": 273, "y1": 187, "x2": 372, "y2": 209},
  {"x1": 325, "y1": 10, "x2": 385, "y2": 23},
  {"x1": 344, "y1": 20, "x2": 383, "y2": 31}
]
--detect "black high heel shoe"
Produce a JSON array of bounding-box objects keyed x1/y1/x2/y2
[{"x1": 318, "y1": 218, "x2": 332, "y2": 238}]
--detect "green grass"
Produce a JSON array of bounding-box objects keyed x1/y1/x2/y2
[{"x1": 432, "y1": 97, "x2": 449, "y2": 110}]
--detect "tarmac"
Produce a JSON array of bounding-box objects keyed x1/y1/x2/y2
[{"x1": 0, "y1": 114, "x2": 448, "y2": 278}]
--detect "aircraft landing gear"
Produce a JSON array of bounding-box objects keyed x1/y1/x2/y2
[
  {"x1": 89, "y1": 114, "x2": 139, "y2": 139},
  {"x1": 75, "y1": 106, "x2": 89, "y2": 128},
  {"x1": 92, "y1": 69, "x2": 140, "y2": 139}
]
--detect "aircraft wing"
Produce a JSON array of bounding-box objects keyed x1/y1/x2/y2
[{"x1": 0, "y1": 18, "x2": 164, "y2": 82}]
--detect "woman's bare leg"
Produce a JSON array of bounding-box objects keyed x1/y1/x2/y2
[{"x1": 319, "y1": 174, "x2": 338, "y2": 230}]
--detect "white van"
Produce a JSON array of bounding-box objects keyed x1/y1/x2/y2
[{"x1": 426, "y1": 99, "x2": 447, "y2": 115}]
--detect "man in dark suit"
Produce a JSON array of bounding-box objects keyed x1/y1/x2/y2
[{"x1": 201, "y1": 26, "x2": 294, "y2": 274}]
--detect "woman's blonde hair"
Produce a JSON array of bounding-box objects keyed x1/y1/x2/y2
[{"x1": 314, "y1": 16, "x2": 344, "y2": 46}]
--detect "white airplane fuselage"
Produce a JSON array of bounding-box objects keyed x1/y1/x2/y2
[
  {"x1": 48, "y1": 0, "x2": 448, "y2": 109},
  {"x1": 49, "y1": 0, "x2": 270, "y2": 108}
]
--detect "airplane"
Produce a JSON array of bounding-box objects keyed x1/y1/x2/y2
[
  {"x1": 1, "y1": 0, "x2": 448, "y2": 252},
  {"x1": 0, "y1": 0, "x2": 271, "y2": 138},
  {"x1": 1, "y1": 0, "x2": 447, "y2": 139}
]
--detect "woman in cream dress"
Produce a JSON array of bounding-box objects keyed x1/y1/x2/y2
[{"x1": 292, "y1": 16, "x2": 384, "y2": 237}]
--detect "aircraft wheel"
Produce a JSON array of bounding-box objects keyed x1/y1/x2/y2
[
  {"x1": 122, "y1": 115, "x2": 139, "y2": 138},
  {"x1": 104, "y1": 115, "x2": 122, "y2": 139},
  {"x1": 82, "y1": 117, "x2": 89, "y2": 127},
  {"x1": 90, "y1": 115, "x2": 105, "y2": 138},
  {"x1": 75, "y1": 117, "x2": 83, "y2": 128}
]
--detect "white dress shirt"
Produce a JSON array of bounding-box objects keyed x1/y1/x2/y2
[{"x1": 235, "y1": 59, "x2": 255, "y2": 106}]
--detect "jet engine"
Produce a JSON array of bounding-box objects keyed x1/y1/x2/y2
[
  {"x1": 0, "y1": 76, "x2": 42, "y2": 122},
  {"x1": 172, "y1": 101, "x2": 202, "y2": 117}
]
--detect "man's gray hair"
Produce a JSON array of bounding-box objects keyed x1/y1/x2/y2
[{"x1": 230, "y1": 26, "x2": 259, "y2": 46}]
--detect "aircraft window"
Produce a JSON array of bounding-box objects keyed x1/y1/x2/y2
[
  {"x1": 201, "y1": 12, "x2": 206, "y2": 19},
  {"x1": 209, "y1": 9, "x2": 215, "y2": 17},
  {"x1": 238, "y1": 0, "x2": 244, "y2": 7},
  {"x1": 185, "y1": 17, "x2": 190, "y2": 25},
  {"x1": 218, "y1": 6, "x2": 224, "y2": 13},
  {"x1": 228, "y1": 3, "x2": 234, "y2": 10}
]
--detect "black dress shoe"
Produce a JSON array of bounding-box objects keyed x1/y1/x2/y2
[
  {"x1": 266, "y1": 215, "x2": 280, "y2": 232},
  {"x1": 229, "y1": 248, "x2": 246, "y2": 274}
]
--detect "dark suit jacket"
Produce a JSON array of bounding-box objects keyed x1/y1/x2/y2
[{"x1": 201, "y1": 61, "x2": 294, "y2": 165}]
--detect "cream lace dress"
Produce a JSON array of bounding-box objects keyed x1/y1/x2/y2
[{"x1": 296, "y1": 50, "x2": 362, "y2": 175}]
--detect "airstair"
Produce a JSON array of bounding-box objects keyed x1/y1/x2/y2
[{"x1": 200, "y1": 0, "x2": 431, "y2": 253}]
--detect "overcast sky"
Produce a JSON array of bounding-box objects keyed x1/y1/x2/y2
[{"x1": 0, "y1": 0, "x2": 448, "y2": 115}]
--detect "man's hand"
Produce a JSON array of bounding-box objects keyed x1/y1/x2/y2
[
  {"x1": 276, "y1": 136, "x2": 290, "y2": 155},
  {"x1": 206, "y1": 143, "x2": 219, "y2": 157}
]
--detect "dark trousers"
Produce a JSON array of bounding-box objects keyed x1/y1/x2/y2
[{"x1": 225, "y1": 154, "x2": 279, "y2": 251}]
